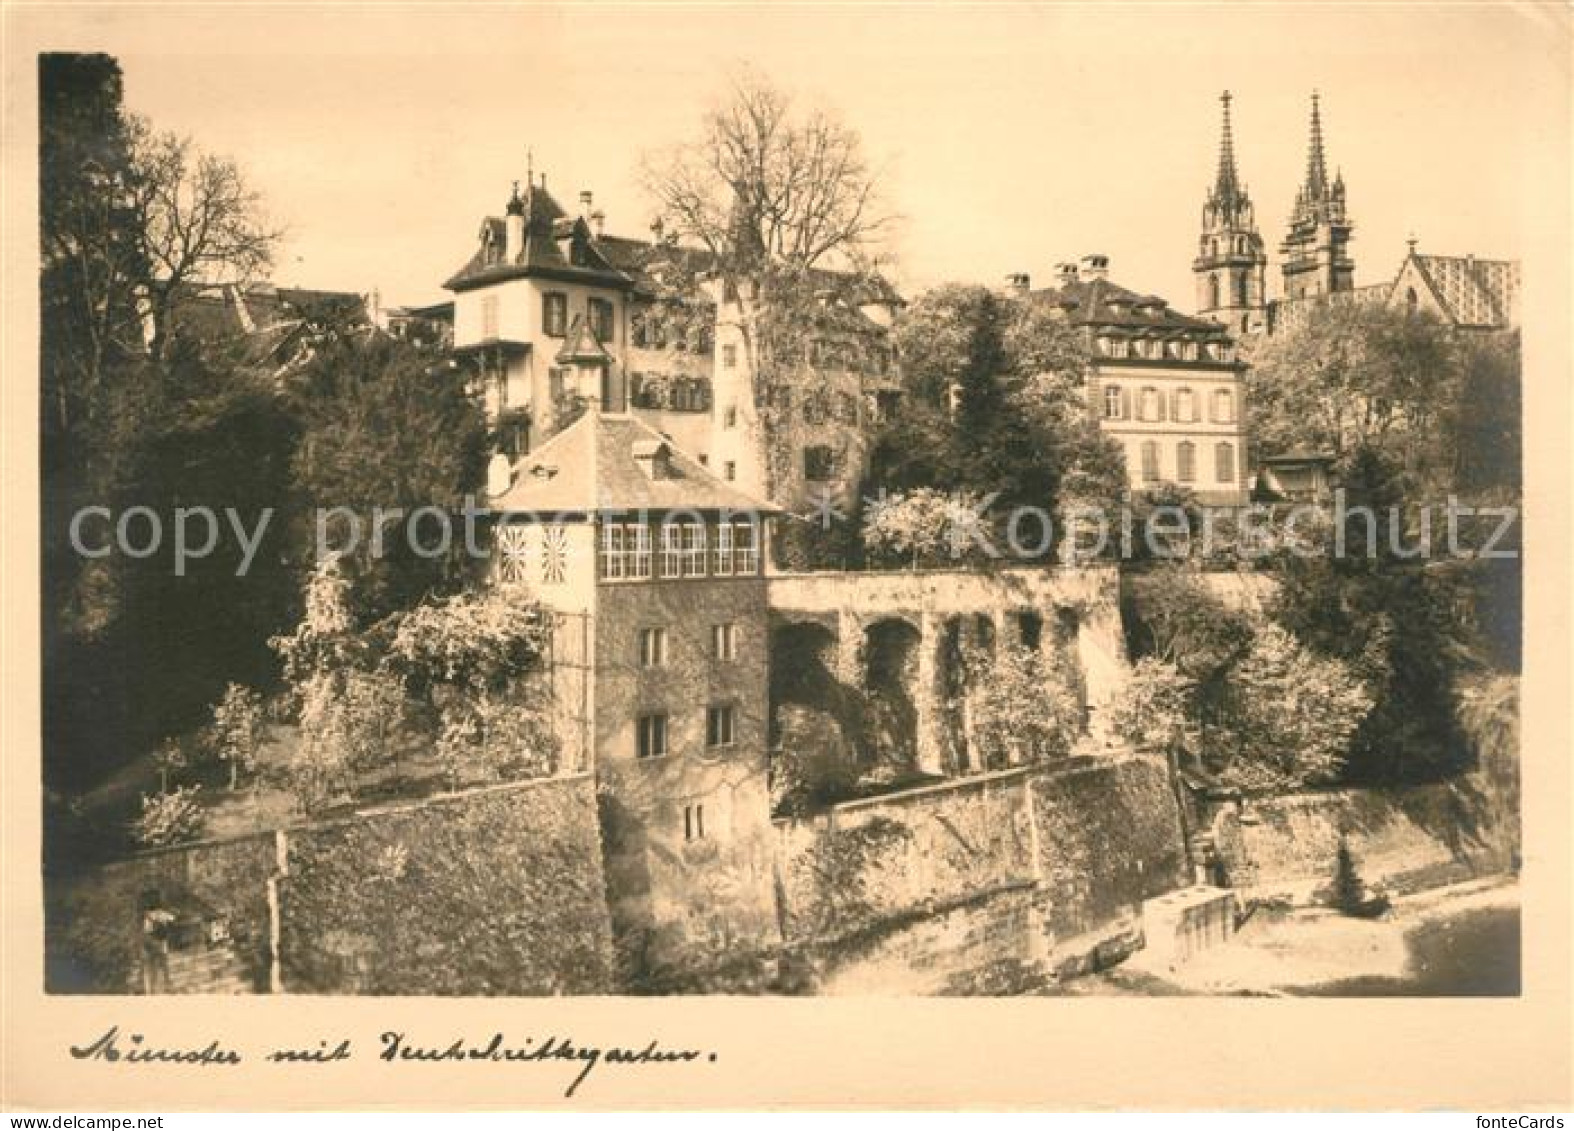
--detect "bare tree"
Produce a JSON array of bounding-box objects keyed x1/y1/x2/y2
[{"x1": 127, "y1": 117, "x2": 283, "y2": 358}]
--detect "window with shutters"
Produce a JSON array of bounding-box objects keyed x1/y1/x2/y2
[
  {"x1": 588, "y1": 297, "x2": 615, "y2": 342},
  {"x1": 542, "y1": 292, "x2": 568, "y2": 337},
  {"x1": 1141, "y1": 441, "x2": 1160, "y2": 483},
  {"x1": 1215, "y1": 442, "x2": 1236, "y2": 483},
  {"x1": 1212, "y1": 388, "x2": 1235, "y2": 423},
  {"x1": 1177, "y1": 441, "x2": 1196, "y2": 483},
  {"x1": 1140, "y1": 387, "x2": 1162, "y2": 422},
  {"x1": 1175, "y1": 388, "x2": 1195, "y2": 422}
]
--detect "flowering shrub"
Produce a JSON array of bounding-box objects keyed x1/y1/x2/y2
[
  {"x1": 130, "y1": 785, "x2": 206, "y2": 848},
  {"x1": 384, "y1": 590, "x2": 552, "y2": 694}
]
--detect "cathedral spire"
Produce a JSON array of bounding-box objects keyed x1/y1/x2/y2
[
  {"x1": 1214, "y1": 90, "x2": 1242, "y2": 202},
  {"x1": 1302, "y1": 91, "x2": 1328, "y2": 199}
]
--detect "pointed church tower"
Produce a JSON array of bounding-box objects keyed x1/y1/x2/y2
[
  {"x1": 1279, "y1": 91, "x2": 1354, "y2": 300},
  {"x1": 1194, "y1": 90, "x2": 1268, "y2": 332}
]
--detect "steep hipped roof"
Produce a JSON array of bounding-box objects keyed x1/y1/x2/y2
[
  {"x1": 444, "y1": 183, "x2": 632, "y2": 292},
  {"x1": 489, "y1": 411, "x2": 779, "y2": 515},
  {"x1": 1028, "y1": 276, "x2": 1231, "y2": 339}
]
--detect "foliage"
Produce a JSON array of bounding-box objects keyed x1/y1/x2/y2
[
  {"x1": 130, "y1": 785, "x2": 206, "y2": 848},
  {"x1": 964, "y1": 644, "x2": 1083, "y2": 768},
  {"x1": 207, "y1": 683, "x2": 264, "y2": 790},
  {"x1": 1209, "y1": 624, "x2": 1372, "y2": 793},
  {"x1": 789, "y1": 816, "x2": 914, "y2": 939},
  {"x1": 860, "y1": 488, "x2": 993, "y2": 568},
  {"x1": 153, "y1": 738, "x2": 188, "y2": 794},
  {"x1": 433, "y1": 693, "x2": 557, "y2": 788},
  {"x1": 770, "y1": 704, "x2": 862, "y2": 817},
  {"x1": 1124, "y1": 566, "x2": 1254, "y2": 683},
  {"x1": 285, "y1": 334, "x2": 488, "y2": 619},
  {"x1": 1109, "y1": 658, "x2": 1196, "y2": 761},
  {"x1": 383, "y1": 588, "x2": 553, "y2": 696}
]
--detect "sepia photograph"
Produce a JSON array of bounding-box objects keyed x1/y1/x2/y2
[{"x1": 3, "y1": 0, "x2": 1570, "y2": 1114}]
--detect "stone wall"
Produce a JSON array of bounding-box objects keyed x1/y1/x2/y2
[
  {"x1": 46, "y1": 774, "x2": 615, "y2": 995},
  {"x1": 1205, "y1": 774, "x2": 1518, "y2": 904},
  {"x1": 772, "y1": 754, "x2": 1190, "y2": 993}
]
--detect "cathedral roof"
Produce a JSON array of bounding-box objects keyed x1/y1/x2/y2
[
  {"x1": 489, "y1": 411, "x2": 778, "y2": 516},
  {"x1": 1404, "y1": 253, "x2": 1520, "y2": 329}
]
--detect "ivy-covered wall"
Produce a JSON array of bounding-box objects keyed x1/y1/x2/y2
[
  {"x1": 772, "y1": 754, "x2": 1190, "y2": 993},
  {"x1": 279, "y1": 774, "x2": 613, "y2": 994},
  {"x1": 45, "y1": 831, "x2": 276, "y2": 993}
]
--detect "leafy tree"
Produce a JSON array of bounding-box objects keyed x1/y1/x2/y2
[
  {"x1": 964, "y1": 644, "x2": 1084, "y2": 768},
  {"x1": 1109, "y1": 658, "x2": 1196, "y2": 762},
  {"x1": 207, "y1": 682, "x2": 264, "y2": 790},
  {"x1": 1124, "y1": 566, "x2": 1254, "y2": 684},
  {"x1": 860, "y1": 488, "x2": 992, "y2": 568},
  {"x1": 1210, "y1": 624, "x2": 1372, "y2": 793},
  {"x1": 1446, "y1": 330, "x2": 1521, "y2": 495},
  {"x1": 285, "y1": 333, "x2": 488, "y2": 619},
  {"x1": 130, "y1": 785, "x2": 206, "y2": 848}
]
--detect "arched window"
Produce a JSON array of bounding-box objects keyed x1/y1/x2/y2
[
  {"x1": 1235, "y1": 274, "x2": 1249, "y2": 307},
  {"x1": 1215, "y1": 442, "x2": 1235, "y2": 483},
  {"x1": 1212, "y1": 388, "x2": 1235, "y2": 423},
  {"x1": 1175, "y1": 387, "x2": 1195, "y2": 422},
  {"x1": 1176, "y1": 441, "x2": 1196, "y2": 483},
  {"x1": 1140, "y1": 387, "x2": 1162, "y2": 421},
  {"x1": 1140, "y1": 441, "x2": 1160, "y2": 483},
  {"x1": 1405, "y1": 286, "x2": 1419, "y2": 314},
  {"x1": 1207, "y1": 274, "x2": 1221, "y2": 309},
  {"x1": 1103, "y1": 385, "x2": 1123, "y2": 419}
]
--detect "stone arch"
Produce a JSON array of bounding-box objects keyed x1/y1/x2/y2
[{"x1": 860, "y1": 617, "x2": 923, "y2": 773}]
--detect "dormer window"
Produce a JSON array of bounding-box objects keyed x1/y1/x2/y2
[{"x1": 633, "y1": 439, "x2": 674, "y2": 480}]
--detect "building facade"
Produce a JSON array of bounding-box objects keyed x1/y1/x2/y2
[
  {"x1": 444, "y1": 176, "x2": 902, "y2": 515},
  {"x1": 1029, "y1": 256, "x2": 1251, "y2": 505}
]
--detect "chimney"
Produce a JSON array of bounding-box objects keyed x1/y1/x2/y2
[
  {"x1": 1056, "y1": 261, "x2": 1080, "y2": 285},
  {"x1": 591, "y1": 209, "x2": 606, "y2": 237},
  {"x1": 579, "y1": 190, "x2": 594, "y2": 220},
  {"x1": 505, "y1": 182, "x2": 526, "y2": 263},
  {"x1": 1080, "y1": 254, "x2": 1109, "y2": 282},
  {"x1": 1005, "y1": 272, "x2": 1031, "y2": 295}
]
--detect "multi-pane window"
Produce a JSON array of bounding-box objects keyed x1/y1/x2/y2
[
  {"x1": 706, "y1": 705, "x2": 736, "y2": 749},
  {"x1": 722, "y1": 344, "x2": 737, "y2": 369},
  {"x1": 732, "y1": 521, "x2": 759, "y2": 574},
  {"x1": 636, "y1": 713, "x2": 668, "y2": 759},
  {"x1": 682, "y1": 522, "x2": 707, "y2": 577},
  {"x1": 1177, "y1": 441, "x2": 1196, "y2": 483},
  {"x1": 639, "y1": 627, "x2": 667, "y2": 668},
  {"x1": 684, "y1": 803, "x2": 706, "y2": 842},
  {"x1": 1141, "y1": 441, "x2": 1160, "y2": 483},
  {"x1": 1103, "y1": 385, "x2": 1122, "y2": 419},
  {"x1": 588, "y1": 297, "x2": 615, "y2": 342},
  {"x1": 601, "y1": 523, "x2": 653, "y2": 580},
  {"x1": 712, "y1": 523, "x2": 733, "y2": 576},
  {"x1": 659, "y1": 523, "x2": 684, "y2": 578},
  {"x1": 1215, "y1": 442, "x2": 1236, "y2": 483},
  {"x1": 711, "y1": 623, "x2": 738, "y2": 661},
  {"x1": 542, "y1": 292, "x2": 568, "y2": 337}
]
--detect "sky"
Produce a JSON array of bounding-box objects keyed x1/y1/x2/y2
[{"x1": 21, "y1": 3, "x2": 1568, "y2": 309}]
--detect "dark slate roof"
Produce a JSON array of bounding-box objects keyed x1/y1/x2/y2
[
  {"x1": 1028, "y1": 276, "x2": 1229, "y2": 339},
  {"x1": 1410, "y1": 253, "x2": 1520, "y2": 328},
  {"x1": 490, "y1": 411, "x2": 779, "y2": 515},
  {"x1": 444, "y1": 184, "x2": 632, "y2": 292}
]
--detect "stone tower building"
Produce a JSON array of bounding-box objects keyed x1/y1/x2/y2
[
  {"x1": 1193, "y1": 91, "x2": 1267, "y2": 333},
  {"x1": 1279, "y1": 92, "x2": 1354, "y2": 301}
]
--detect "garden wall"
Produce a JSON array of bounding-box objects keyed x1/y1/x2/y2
[
  {"x1": 773, "y1": 754, "x2": 1189, "y2": 993},
  {"x1": 1205, "y1": 775, "x2": 1518, "y2": 904},
  {"x1": 46, "y1": 774, "x2": 615, "y2": 995}
]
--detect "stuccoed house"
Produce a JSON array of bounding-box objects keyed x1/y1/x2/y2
[
  {"x1": 443, "y1": 174, "x2": 903, "y2": 519},
  {"x1": 486, "y1": 404, "x2": 783, "y2": 968}
]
